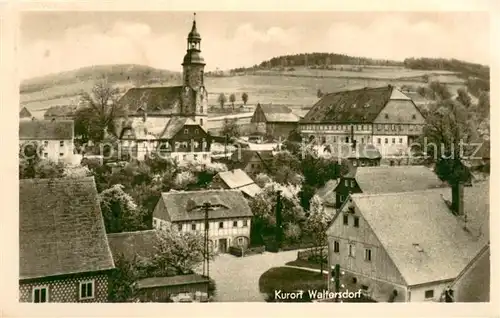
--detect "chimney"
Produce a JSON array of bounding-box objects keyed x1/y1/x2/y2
[{"x1": 451, "y1": 182, "x2": 464, "y2": 216}]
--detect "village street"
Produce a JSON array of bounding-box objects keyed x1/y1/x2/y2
[{"x1": 202, "y1": 250, "x2": 302, "y2": 302}]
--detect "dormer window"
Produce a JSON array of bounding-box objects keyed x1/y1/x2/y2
[
  {"x1": 412, "y1": 114, "x2": 416, "y2": 119},
  {"x1": 385, "y1": 114, "x2": 389, "y2": 119},
  {"x1": 184, "y1": 128, "x2": 188, "y2": 134}
]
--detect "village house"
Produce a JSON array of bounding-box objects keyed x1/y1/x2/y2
[
  {"x1": 251, "y1": 103, "x2": 300, "y2": 139},
  {"x1": 120, "y1": 117, "x2": 211, "y2": 164},
  {"x1": 152, "y1": 189, "x2": 253, "y2": 253},
  {"x1": 334, "y1": 165, "x2": 446, "y2": 209},
  {"x1": 314, "y1": 179, "x2": 338, "y2": 215},
  {"x1": 206, "y1": 112, "x2": 254, "y2": 135},
  {"x1": 115, "y1": 16, "x2": 208, "y2": 138},
  {"x1": 440, "y1": 243, "x2": 490, "y2": 302},
  {"x1": 300, "y1": 85, "x2": 426, "y2": 156},
  {"x1": 230, "y1": 149, "x2": 273, "y2": 176},
  {"x1": 19, "y1": 177, "x2": 115, "y2": 303},
  {"x1": 19, "y1": 119, "x2": 75, "y2": 163},
  {"x1": 326, "y1": 181, "x2": 489, "y2": 302},
  {"x1": 106, "y1": 230, "x2": 209, "y2": 302},
  {"x1": 43, "y1": 104, "x2": 79, "y2": 120},
  {"x1": 211, "y1": 168, "x2": 262, "y2": 199},
  {"x1": 19, "y1": 106, "x2": 33, "y2": 120}
]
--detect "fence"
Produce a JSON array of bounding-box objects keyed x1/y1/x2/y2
[
  {"x1": 297, "y1": 246, "x2": 328, "y2": 261},
  {"x1": 228, "y1": 245, "x2": 265, "y2": 257}
]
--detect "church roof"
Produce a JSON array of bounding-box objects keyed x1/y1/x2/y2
[{"x1": 116, "y1": 86, "x2": 184, "y2": 115}]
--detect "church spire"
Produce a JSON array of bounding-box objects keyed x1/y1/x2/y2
[{"x1": 183, "y1": 12, "x2": 204, "y2": 66}]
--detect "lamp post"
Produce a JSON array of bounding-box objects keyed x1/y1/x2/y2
[{"x1": 201, "y1": 202, "x2": 215, "y2": 300}]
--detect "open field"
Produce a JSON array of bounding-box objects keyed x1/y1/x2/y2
[{"x1": 20, "y1": 65, "x2": 468, "y2": 119}]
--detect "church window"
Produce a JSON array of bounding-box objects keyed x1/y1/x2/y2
[
  {"x1": 200, "y1": 70, "x2": 204, "y2": 85},
  {"x1": 200, "y1": 118, "x2": 203, "y2": 126}
]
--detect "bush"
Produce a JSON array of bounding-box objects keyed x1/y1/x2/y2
[{"x1": 284, "y1": 223, "x2": 301, "y2": 243}]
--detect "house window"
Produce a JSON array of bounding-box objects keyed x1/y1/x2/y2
[
  {"x1": 354, "y1": 216, "x2": 360, "y2": 228},
  {"x1": 182, "y1": 155, "x2": 187, "y2": 160},
  {"x1": 348, "y1": 244, "x2": 356, "y2": 257},
  {"x1": 191, "y1": 223, "x2": 196, "y2": 231},
  {"x1": 184, "y1": 128, "x2": 188, "y2": 134},
  {"x1": 353, "y1": 161, "x2": 357, "y2": 167},
  {"x1": 339, "y1": 195, "x2": 344, "y2": 202},
  {"x1": 384, "y1": 138, "x2": 388, "y2": 144},
  {"x1": 377, "y1": 138, "x2": 381, "y2": 144},
  {"x1": 399, "y1": 138, "x2": 403, "y2": 143},
  {"x1": 43, "y1": 141, "x2": 48, "y2": 147},
  {"x1": 178, "y1": 224, "x2": 183, "y2": 231},
  {"x1": 194, "y1": 154, "x2": 198, "y2": 160},
  {"x1": 384, "y1": 124, "x2": 389, "y2": 130},
  {"x1": 350, "y1": 180, "x2": 355, "y2": 187},
  {"x1": 233, "y1": 221, "x2": 238, "y2": 227},
  {"x1": 59, "y1": 152, "x2": 64, "y2": 157},
  {"x1": 412, "y1": 114, "x2": 416, "y2": 119},
  {"x1": 384, "y1": 114, "x2": 389, "y2": 119},
  {"x1": 409, "y1": 125, "x2": 414, "y2": 131},
  {"x1": 361, "y1": 137, "x2": 364, "y2": 143},
  {"x1": 333, "y1": 136, "x2": 337, "y2": 142},
  {"x1": 243, "y1": 220, "x2": 248, "y2": 227},
  {"x1": 219, "y1": 222, "x2": 224, "y2": 229},
  {"x1": 153, "y1": 219, "x2": 157, "y2": 226},
  {"x1": 364, "y1": 248, "x2": 372, "y2": 261},
  {"x1": 200, "y1": 118, "x2": 203, "y2": 126},
  {"x1": 343, "y1": 214, "x2": 349, "y2": 225},
  {"x1": 424, "y1": 290, "x2": 434, "y2": 299},
  {"x1": 203, "y1": 154, "x2": 208, "y2": 159},
  {"x1": 195, "y1": 129, "x2": 199, "y2": 134},
  {"x1": 79, "y1": 280, "x2": 94, "y2": 300},
  {"x1": 334, "y1": 241, "x2": 340, "y2": 253},
  {"x1": 392, "y1": 138, "x2": 395, "y2": 144},
  {"x1": 344, "y1": 180, "x2": 349, "y2": 187},
  {"x1": 377, "y1": 124, "x2": 381, "y2": 131},
  {"x1": 43, "y1": 153, "x2": 48, "y2": 158},
  {"x1": 238, "y1": 237, "x2": 244, "y2": 245},
  {"x1": 32, "y1": 286, "x2": 48, "y2": 303},
  {"x1": 391, "y1": 124, "x2": 396, "y2": 131},
  {"x1": 59, "y1": 140, "x2": 64, "y2": 147}
]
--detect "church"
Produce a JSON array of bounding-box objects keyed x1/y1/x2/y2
[{"x1": 115, "y1": 14, "x2": 211, "y2": 163}]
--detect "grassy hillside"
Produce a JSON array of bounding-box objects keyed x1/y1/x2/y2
[{"x1": 20, "y1": 64, "x2": 181, "y2": 95}]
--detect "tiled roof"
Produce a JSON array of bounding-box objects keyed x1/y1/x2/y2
[
  {"x1": 302, "y1": 85, "x2": 399, "y2": 123},
  {"x1": 19, "y1": 107, "x2": 33, "y2": 118},
  {"x1": 116, "y1": 86, "x2": 184, "y2": 115},
  {"x1": 259, "y1": 104, "x2": 300, "y2": 123},
  {"x1": 136, "y1": 274, "x2": 208, "y2": 289},
  {"x1": 238, "y1": 183, "x2": 262, "y2": 198},
  {"x1": 315, "y1": 179, "x2": 338, "y2": 206},
  {"x1": 354, "y1": 166, "x2": 446, "y2": 193},
  {"x1": 43, "y1": 105, "x2": 78, "y2": 118},
  {"x1": 107, "y1": 230, "x2": 159, "y2": 261},
  {"x1": 19, "y1": 177, "x2": 115, "y2": 280},
  {"x1": 230, "y1": 149, "x2": 273, "y2": 166},
  {"x1": 325, "y1": 143, "x2": 382, "y2": 159},
  {"x1": 351, "y1": 184, "x2": 488, "y2": 286},
  {"x1": 216, "y1": 169, "x2": 255, "y2": 189},
  {"x1": 155, "y1": 190, "x2": 253, "y2": 222},
  {"x1": 19, "y1": 120, "x2": 74, "y2": 140},
  {"x1": 159, "y1": 117, "x2": 188, "y2": 139}
]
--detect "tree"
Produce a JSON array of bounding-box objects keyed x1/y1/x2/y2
[
  {"x1": 476, "y1": 91, "x2": 490, "y2": 120},
  {"x1": 428, "y1": 81, "x2": 452, "y2": 101},
  {"x1": 221, "y1": 118, "x2": 240, "y2": 139},
  {"x1": 78, "y1": 80, "x2": 123, "y2": 142},
  {"x1": 255, "y1": 173, "x2": 272, "y2": 188},
  {"x1": 316, "y1": 89, "x2": 324, "y2": 98},
  {"x1": 99, "y1": 184, "x2": 148, "y2": 233},
  {"x1": 217, "y1": 93, "x2": 227, "y2": 109},
  {"x1": 456, "y1": 88, "x2": 472, "y2": 108},
  {"x1": 108, "y1": 253, "x2": 140, "y2": 302},
  {"x1": 229, "y1": 93, "x2": 236, "y2": 110},
  {"x1": 242, "y1": 92, "x2": 249, "y2": 105},
  {"x1": 303, "y1": 195, "x2": 332, "y2": 274},
  {"x1": 147, "y1": 224, "x2": 214, "y2": 276},
  {"x1": 173, "y1": 171, "x2": 197, "y2": 190},
  {"x1": 283, "y1": 222, "x2": 301, "y2": 243}
]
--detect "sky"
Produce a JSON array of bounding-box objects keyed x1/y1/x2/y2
[{"x1": 19, "y1": 11, "x2": 490, "y2": 80}]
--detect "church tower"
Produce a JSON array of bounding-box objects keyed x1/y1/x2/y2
[{"x1": 181, "y1": 13, "x2": 208, "y2": 129}]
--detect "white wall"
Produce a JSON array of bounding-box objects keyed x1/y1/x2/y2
[
  {"x1": 409, "y1": 281, "x2": 452, "y2": 302},
  {"x1": 371, "y1": 134, "x2": 409, "y2": 156},
  {"x1": 21, "y1": 139, "x2": 74, "y2": 163}
]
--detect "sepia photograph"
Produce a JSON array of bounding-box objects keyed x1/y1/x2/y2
[{"x1": 16, "y1": 8, "x2": 490, "y2": 306}]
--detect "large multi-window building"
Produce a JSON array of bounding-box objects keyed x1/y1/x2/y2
[{"x1": 300, "y1": 85, "x2": 425, "y2": 156}]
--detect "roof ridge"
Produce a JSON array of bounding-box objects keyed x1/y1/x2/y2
[
  {"x1": 107, "y1": 229, "x2": 157, "y2": 237},
  {"x1": 323, "y1": 84, "x2": 392, "y2": 97},
  {"x1": 162, "y1": 189, "x2": 241, "y2": 195},
  {"x1": 351, "y1": 188, "x2": 448, "y2": 199},
  {"x1": 20, "y1": 176, "x2": 95, "y2": 184}
]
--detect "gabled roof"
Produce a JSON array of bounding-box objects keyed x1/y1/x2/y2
[
  {"x1": 351, "y1": 166, "x2": 446, "y2": 193},
  {"x1": 19, "y1": 177, "x2": 115, "y2": 280},
  {"x1": 155, "y1": 189, "x2": 253, "y2": 222},
  {"x1": 158, "y1": 117, "x2": 191, "y2": 139},
  {"x1": 116, "y1": 86, "x2": 183, "y2": 115},
  {"x1": 350, "y1": 184, "x2": 488, "y2": 286},
  {"x1": 43, "y1": 105, "x2": 78, "y2": 118},
  {"x1": 215, "y1": 169, "x2": 262, "y2": 198},
  {"x1": 231, "y1": 149, "x2": 273, "y2": 166},
  {"x1": 19, "y1": 106, "x2": 33, "y2": 118},
  {"x1": 315, "y1": 179, "x2": 338, "y2": 206},
  {"x1": 19, "y1": 120, "x2": 74, "y2": 140},
  {"x1": 107, "y1": 230, "x2": 159, "y2": 261},
  {"x1": 302, "y1": 85, "x2": 408, "y2": 123},
  {"x1": 258, "y1": 104, "x2": 300, "y2": 123}
]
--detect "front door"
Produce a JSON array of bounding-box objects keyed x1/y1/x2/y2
[{"x1": 219, "y1": 238, "x2": 228, "y2": 253}]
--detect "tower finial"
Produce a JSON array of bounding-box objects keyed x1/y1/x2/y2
[{"x1": 193, "y1": 12, "x2": 196, "y2": 22}]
